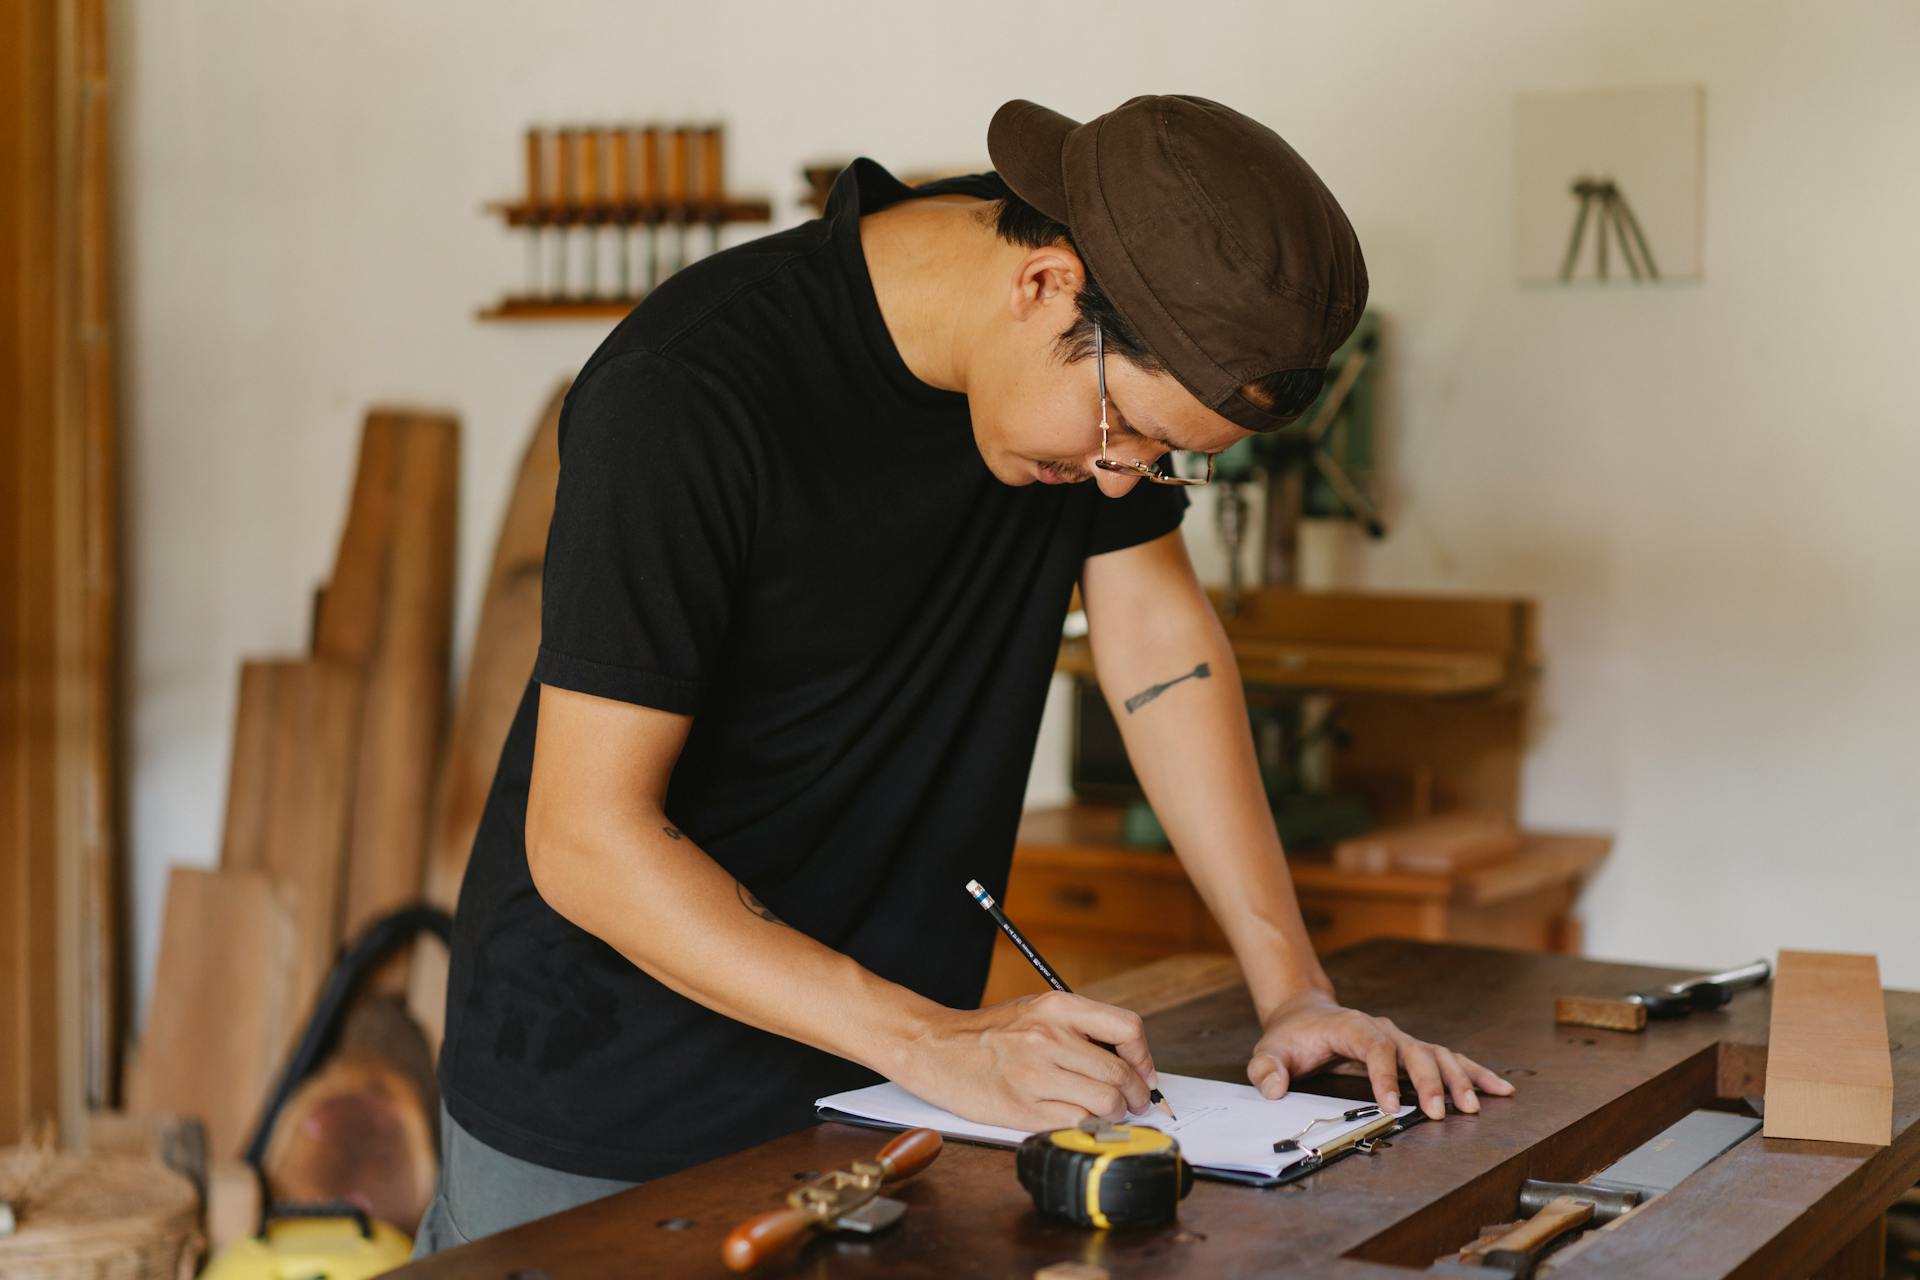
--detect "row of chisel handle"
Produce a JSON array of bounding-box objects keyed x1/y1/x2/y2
[{"x1": 523, "y1": 123, "x2": 727, "y2": 223}]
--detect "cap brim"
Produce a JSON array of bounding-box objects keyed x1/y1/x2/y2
[{"x1": 986, "y1": 99, "x2": 1078, "y2": 223}]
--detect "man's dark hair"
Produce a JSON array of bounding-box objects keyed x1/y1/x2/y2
[
  {"x1": 988, "y1": 195, "x2": 1161, "y2": 371},
  {"x1": 987, "y1": 193, "x2": 1320, "y2": 419}
]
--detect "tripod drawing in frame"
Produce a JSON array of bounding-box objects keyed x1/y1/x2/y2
[{"x1": 1560, "y1": 175, "x2": 1660, "y2": 282}]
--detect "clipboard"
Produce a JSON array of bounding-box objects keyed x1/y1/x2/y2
[{"x1": 815, "y1": 1102, "x2": 1427, "y2": 1189}]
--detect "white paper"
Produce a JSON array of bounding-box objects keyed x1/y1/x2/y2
[{"x1": 816, "y1": 1072, "x2": 1415, "y2": 1179}]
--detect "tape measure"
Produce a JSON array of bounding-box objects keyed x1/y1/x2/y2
[{"x1": 1016, "y1": 1119, "x2": 1195, "y2": 1229}]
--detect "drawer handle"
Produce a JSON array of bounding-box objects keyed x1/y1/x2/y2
[
  {"x1": 1050, "y1": 885, "x2": 1099, "y2": 910},
  {"x1": 1302, "y1": 910, "x2": 1335, "y2": 933}
]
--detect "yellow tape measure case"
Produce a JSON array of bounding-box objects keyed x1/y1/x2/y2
[{"x1": 1017, "y1": 1122, "x2": 1194, "y2": 1229}]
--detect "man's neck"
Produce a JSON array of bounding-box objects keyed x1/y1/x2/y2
[{"x1": 857, "y1": 197, "x2": 1005, "y2": 395}]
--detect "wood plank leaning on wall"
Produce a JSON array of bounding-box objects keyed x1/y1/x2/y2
[
  {"x1": 0, "y1": 0, "x2": 122, "y2": 1145},
  {"x1": 318, "y1": 412, "x2": 458, "y2": 993},
  {"x1": 407, "y1": 384, "x2": 565, "y2": 1051}
]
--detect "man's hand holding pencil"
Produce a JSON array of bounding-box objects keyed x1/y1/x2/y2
[{"x1": 893, "y1": 988, "x2": 1162, "y2": 1132}]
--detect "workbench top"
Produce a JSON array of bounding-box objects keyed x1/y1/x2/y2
[{"x1": 394, "y1": 941, "x2": 1918, "y2": 1278}]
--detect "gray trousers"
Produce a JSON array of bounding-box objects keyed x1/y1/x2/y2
[{"x1": 412, "y1": 1104, "x2": 640, "y2": 1257}]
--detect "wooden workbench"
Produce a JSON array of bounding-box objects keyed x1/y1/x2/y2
[{"x1": 393, "y1": 942, "x2": 1917, "y2": 1278}]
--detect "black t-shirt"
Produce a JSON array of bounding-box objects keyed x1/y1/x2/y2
[{"x1": 439, "y1": 158, "x2": 1187, "y2": 1181}]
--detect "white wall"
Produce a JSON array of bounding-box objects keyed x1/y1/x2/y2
[{"x1": 118, "y1": 0, "x2": 1920, "y2": 1018}]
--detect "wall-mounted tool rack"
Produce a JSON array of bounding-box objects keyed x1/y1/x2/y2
[{"x1": 480, "y1": 123, "x2": 772, "y2": 322}]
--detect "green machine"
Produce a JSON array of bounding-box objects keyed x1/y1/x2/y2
[{"x1": 1072, "y1": 310, "x2": 1383, "y2": 851}]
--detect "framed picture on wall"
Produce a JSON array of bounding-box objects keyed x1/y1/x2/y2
[{"x1": 1515, "y1": 84, "x2": 1705, "y2": 285}]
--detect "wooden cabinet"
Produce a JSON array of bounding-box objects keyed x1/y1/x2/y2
[{"x1": 980, "y1": 805, "x2": 1609, "y2": 1005}]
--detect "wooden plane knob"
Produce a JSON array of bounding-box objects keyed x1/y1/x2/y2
[
  {"x1": 721, "y1": 1206, "x2": 814, "y2": 1273},
  {"x1": 876, "y1": 1126, "x2": 942, "y2": 1180},
  {"x1": 1466, "y1": 1194, "x2": 1595, "y2": 1262}
]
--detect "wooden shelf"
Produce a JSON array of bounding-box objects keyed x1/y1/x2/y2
[
  {"x1": 483, "y1": 199, "x2": 772, "y2": 228},
  {"x1": 476, "y1": 297, "x2": 638, "y2": 323}
]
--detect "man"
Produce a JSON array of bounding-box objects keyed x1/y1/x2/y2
[{"x1": 418, "y1": 95, "x2": 1512, "y2": 1251}]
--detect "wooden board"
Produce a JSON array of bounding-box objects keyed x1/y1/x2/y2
[
  {"x1": 317, "y1": 411, "x2": 458, "y2": 977},
  {"x1": 1763, "y1": 949, "x2": 1892, "y2": 1146},
  {"x1": 2, "y1": 0, "x2": 121, "y2": 1145},
  {"x1": 220, "y1": 660, "x2": 289, "y2": 872},
  {"x1": 127, "y1": 867, "x2": 293, "y2": 1158},
  {"x1": 255, "y1": 659, "x2": 363, "y2": 1030},
  {"x1": 406, "y1": 386, "x2": 563, "y2": 1048},
  {"x1": 1332, "y1": 812, "x2": 1521, "y2": 876}
]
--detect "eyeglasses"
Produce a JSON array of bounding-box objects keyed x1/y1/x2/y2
[{"x1": 1092, "y1": 323, "x2": 1214, "y2": 487}]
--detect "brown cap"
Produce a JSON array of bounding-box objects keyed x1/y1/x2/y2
[{"x1": 988, "y1": 95, "x2": 1368, "y2": 432}]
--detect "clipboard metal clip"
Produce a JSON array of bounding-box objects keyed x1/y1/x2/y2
[{"x1": 1302, "y1": 1110, "x2": 1402, "y2": 1165}]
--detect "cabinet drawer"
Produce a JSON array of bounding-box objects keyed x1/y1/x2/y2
[
  {"x1": 1004, "y1": 864, "x2": 1199, "y2": 944},
  {"x1": 1294, "y1": 894, "x2": 1440, "y2": 954}
]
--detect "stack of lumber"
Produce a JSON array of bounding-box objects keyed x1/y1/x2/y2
[
  {"x1": 125, "y1": 386, "x2": 565, "y2": 1242},
  {"x1": 131, "y1": 409, "x2": 456, "y2": 1162}
]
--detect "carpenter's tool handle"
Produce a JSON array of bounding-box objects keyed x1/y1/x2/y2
[
  {"x1": 876, "y1": 1127, "x2": 942, "y2": 1181},
  {"x1": 1469, "y1": 1195, "x2": 1594, "y2": 1272},
  {"x1": 1679, "y1": 959, "x2": 1772, "y2": 1011},
  {"x1": 523, "y1": 129, "x2": 545, "y2": 209},
  {"x1": 722, "y1": 1206, "x2": 815, "y2": 1273}
]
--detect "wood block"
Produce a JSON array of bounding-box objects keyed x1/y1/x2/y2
[
  {"x1": 320, "y1": 411, "x2": 459, "y2": 979},
  {"x1": 1762, "y1": 949, "x2": 1892, "y2": 1146},
  {"x1": 1555, "y1": 995, "x2": 1647, "y2": 1033},
  {"x1": 127, "y1": 867, "x2": 294, "y2": 1159},
  {"x1": 261, "y1": 1047, "x2": 437, "y2": 1234},
  {"x1": 1333, "y1": 812, "x2": 1522, "y2": 877},
  {"x1": 407, "y1": 387, "x2": 562, "y2": 1048}
]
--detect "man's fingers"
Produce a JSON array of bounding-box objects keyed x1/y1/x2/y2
[
  {"x1": 1459, "y1": 1054, "x2": 1516, "y2": 1096},
  {"x1": 1248, "y1": 1053, "x2": 1291, "y2": 1100},
  {"x1": 1362, "y1": 1031, "x2": 1402, "y2": 1114},
  {"x1": 1396, "y1": 1036, "x2": 1448, "y2": 1120},
  {"x1": 1043, "y1": 1057, "x2": 1137, "y2": 1121},
  {"x1": 1044, "y1": 993, "x2": 1154, "y2": 1084},
  {"x1": 1433, "y1": 1047, "x2": 1479, "y2": 1114},
  {"x1": 1057, "y1": 1037, "x2": 1150, "y2": 1115}
]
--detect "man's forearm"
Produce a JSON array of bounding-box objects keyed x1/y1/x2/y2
[
  {"x1": 1088, "y1": 588, "x2": 1333, "y2": 1019},
  {"x1": 526, "y1": 814, "x2": 942, "y2": 1081}
]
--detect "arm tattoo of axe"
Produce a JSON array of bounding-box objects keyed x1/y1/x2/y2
[{"x1": 1124, "y1": 661, "x2": 1211, "y2": 714}]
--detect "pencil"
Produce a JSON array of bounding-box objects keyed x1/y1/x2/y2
[{"x1": 964, "y1": 878, "x2": 1176, "y2": 1121}]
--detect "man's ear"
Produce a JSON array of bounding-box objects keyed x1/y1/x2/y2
[{"x1": 1008, "y1": 245, "x2": 1085, "y2": 322}]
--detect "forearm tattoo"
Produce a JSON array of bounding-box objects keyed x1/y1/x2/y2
[
  {"x1": 735, "y1": 880, "x2": 786, "y2": 926},
  {"x1": 662, "y1": 825, "x2": 685, "y2": 840},
  {"x1": 1123, "y1": 661, "x2": 1211, "y2": 714}
]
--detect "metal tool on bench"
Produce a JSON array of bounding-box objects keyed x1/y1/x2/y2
[
  {"x1": 1429, "y1": 1109, "x2": 1761, "y2": 1277},
  {"x1": 1555, "y1": 959, "x2": 1772, "y2": 1033},
  {"x1": 720, "y1": 1127, "x2": 941, "y2": 1272}
]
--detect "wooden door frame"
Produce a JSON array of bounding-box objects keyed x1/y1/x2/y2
[{"x1": 2, "y1": 0, "x2": 121, "y2": 1144}]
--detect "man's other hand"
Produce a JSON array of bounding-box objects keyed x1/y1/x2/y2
[{"x1": 1246, "y1": 989, "x2": 1516, "y2": 1120}]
